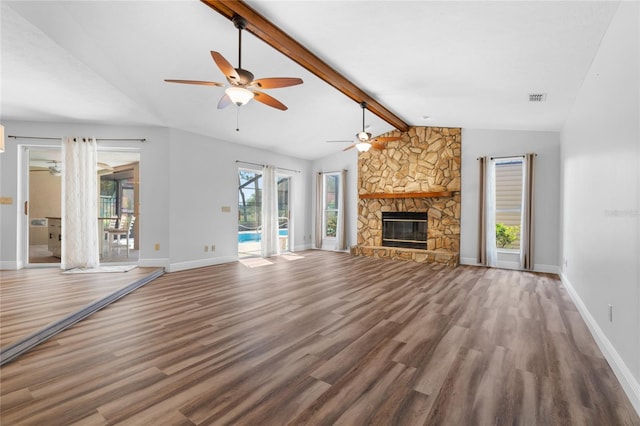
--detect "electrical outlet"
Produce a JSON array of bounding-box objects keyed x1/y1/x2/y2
[
  {"x1": 221, "y1": 206, "x2": 231, "y2": 213},
  {"x1": 204, "y1": 245, "x2": 209, "y2": 252},
  {"x1": 154, "y1": 243, "x2": 160, "y2": 251}
]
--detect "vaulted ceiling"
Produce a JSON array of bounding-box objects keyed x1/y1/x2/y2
[{"x1": 1, "y1": 1, "x2": 619, "y2": 160}]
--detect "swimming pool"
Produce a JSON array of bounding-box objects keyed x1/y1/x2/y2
[{"x1": 238, "y1": 229, "x2": 288, "y2": 243}]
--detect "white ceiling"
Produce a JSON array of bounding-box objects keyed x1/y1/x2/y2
[{"x1": 1, "y1": 1, "x2": 619, "y2": 160}]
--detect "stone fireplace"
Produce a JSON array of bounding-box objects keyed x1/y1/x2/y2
[
  {"x1": 382, "y1": 211, "x2": 428, "y2": 249},
  {"x1": 351, "y1": 126, "x2": 461, "y2": 266}
]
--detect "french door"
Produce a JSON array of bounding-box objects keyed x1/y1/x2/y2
[{"x1": 237, "y1": 168, "x2": 291, "y2": 257}]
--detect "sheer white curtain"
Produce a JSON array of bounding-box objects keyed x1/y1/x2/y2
[
  {"x1": 335, "y1": 169, "x2": 348, "y2": 251},
  {"x1": 315, "y1": 173, "x2": 323, "y2": 249},
  {"x1": 478, "y1": 157, "x2": 497, "y2": 267},
  {"x1": 485, "y1": 159, "x2": 497, "y2": 267},
  {"x1": 61, "y1": 137, "x2": 99, "y2": 269},
  {"x1": 261, "y1": 165, "x2": 278, "y2": 258},
  {"x1": 520, "y1": 153, "x2": 536, "y2": 270}
]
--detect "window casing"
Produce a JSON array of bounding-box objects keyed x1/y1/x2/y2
[
  {"x1": 494, "y1": 158, "x2": 523, "y2": 250},
  {"x1": 323, "y1": 173, "x2": 340, "y2": 239}
]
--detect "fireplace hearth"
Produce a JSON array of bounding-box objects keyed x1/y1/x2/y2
[{"x1": 382, "y1": 212, "x2": 428, "y2": 249}]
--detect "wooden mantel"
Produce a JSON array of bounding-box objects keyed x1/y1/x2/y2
[{"x1": 359, "y1": 191, "x2": 452, "y2": 200}]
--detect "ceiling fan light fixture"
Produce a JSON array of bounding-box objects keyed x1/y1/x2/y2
[
  {"x1": 355, "y1": 141, "x2": 372, "y2": 152},
  {"x1": 357, "y1": 131, "x2": 372, "y2": 142},
  {"x1": 225, "y1": 86, "x2": 254, "y2": 106}
]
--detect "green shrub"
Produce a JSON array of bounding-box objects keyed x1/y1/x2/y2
[
  {"x1": 326, "y1": 215, "x2": 337, "y2": 237},
  {"x1": 496, "y1": 223, "x2": 520, "y2": 248}
]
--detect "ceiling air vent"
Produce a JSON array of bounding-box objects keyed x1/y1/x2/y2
[{"x1": 529, "y1": 93, "x2": 547, "y2": 102}]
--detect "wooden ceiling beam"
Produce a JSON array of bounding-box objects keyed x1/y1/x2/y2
[{"x1": 200, "y1": 0, "x2": 410, "y2": 133}]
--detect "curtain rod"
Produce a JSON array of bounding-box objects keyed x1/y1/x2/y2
[
  {"x1": 318, "y1": 170, "x2": 347, "y2": 174},
  {"x1": 491, "y1": 155, "x2": 524, "y2": 160},
  {"x1": 235, "y1": 160, "x2": 300, "y2": 174},
  {"x1": 8, "y1": 135, "x2": 147, "y2": 142},
  {"x1": 476, "y1": 154, "x2": 537, "y2": 160}
]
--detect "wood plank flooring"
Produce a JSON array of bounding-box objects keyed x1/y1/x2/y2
[
  {"x1": 0, "y1": 266, "x2": 159, "y2": 348},
  {"x1": 1, "y1": 251, "x2": 638, "y2": 425}
]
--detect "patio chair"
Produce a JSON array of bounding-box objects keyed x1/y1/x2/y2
[{"x1": 106, "y1": 216, "x2": 136, "y2": 257}]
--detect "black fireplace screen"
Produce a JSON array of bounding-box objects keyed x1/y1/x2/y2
[{"x1": 382, "y1": 212, "x2": 428, "y2": 249}]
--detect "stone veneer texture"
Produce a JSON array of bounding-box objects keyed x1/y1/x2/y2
[{"x1": 354, "y1": 127, "x2": 461, "y2": 266}]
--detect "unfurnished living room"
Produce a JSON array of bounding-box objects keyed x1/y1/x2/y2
[{"x1": 0, "y1": 1, "x2": 638, "y2": 424}]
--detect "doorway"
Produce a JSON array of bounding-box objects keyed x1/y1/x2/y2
[
  {"x1": 25, "y1": 147, "x2": 141, "y2": 266},
  {"x1": 237, "y1": 168, "x2": 291, "y2": 258},
  {"x1": 27, "y1": 147, "x2": 62, "y2": 265}
]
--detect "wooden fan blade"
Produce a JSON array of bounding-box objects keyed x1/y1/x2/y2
[
  {"x1": 211, "y1": 51, "x2": 239, "y2": 81},
  {"x1": 371, "y1": 143, "x2": 386, "y2": 150},
  {"x1": 253, "y1": 91, "x2": 287, "y2": 110},
  {"x1": 250, "y1": 77, "x2": 303, "y2": 89},
  {"x1": 343, "y1": 144, "x2": 356, "y2": 151},
  {"x1": 372, "y1": 136, "x2": 402, "y2": 143},
  {"x1": 217, "y1": 93, "x2": 232, "y2": 109},
  {"x1": 164, "y1": 79, "x2": 224, "y2": 87}
]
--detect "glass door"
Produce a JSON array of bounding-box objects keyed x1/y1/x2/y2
[
  {"x1": 237, "y1": 168, "x2": 292, "y2": 257},
  {"x1": 277, "y1": 175, "x2": 291, "y2": 252},
  {"x1": 238, "y1": 169, "x2": 263, "y2": 257},
  {"x1": 98, "y1": 152, "x2": 140, "y2": 263},
  {"x1": 322, "y1": 172, "x2": 340, "y2": 249}
]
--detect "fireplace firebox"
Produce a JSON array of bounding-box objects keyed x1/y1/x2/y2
[{"x1": 382, "y1": 212, "x2": 428, "y2": 249}]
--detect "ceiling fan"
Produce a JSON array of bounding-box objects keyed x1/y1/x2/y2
[
  {"x1": 31, "y1": 161, "x2": 63, "y2": 176},
  {"x1": 31, "y1": 161, "x2": 114, "y2": 176},
  {"x1": 343, "y1": 102, "x2": 402, "y2": 152},
  {"x1": 165, "y1": 15, "x2": 303, "y2": 111}
]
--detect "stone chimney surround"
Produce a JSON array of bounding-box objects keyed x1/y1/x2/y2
[{"x1": 352, "y1": 126, "x2": 461, "y2": 266}]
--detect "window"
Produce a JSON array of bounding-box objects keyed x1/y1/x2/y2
[
  {"x1": 494, "y1": 158, "x2": 523, "y2": 250},
  {"x1": 323, "y1": 173, "x2": 340, "y2": 238}
]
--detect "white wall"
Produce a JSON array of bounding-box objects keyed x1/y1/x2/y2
[
  {"x1": 0, "y1": 121, "x2": 313, "y2": 271},
  {"x1": 166, "y1": 127, "x2": 312, "y2": 272},
  {"x1": 311, "y1": 149, "x2": 358, "y2": 250},
  {"x1": 0, "y1": 120, "x2": 172, "y2": 269},
  {"x1": 560, "y1": 1, "x2": 639, "y2": 412},
  {"x1": 460, "y1": 128, "x2": 561, "y2": 272}
]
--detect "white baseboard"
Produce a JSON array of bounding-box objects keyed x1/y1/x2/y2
[
  {"x1": 496, "y1": 260, "x2": 520, "y2": 270},
  {"x1": 137, "y1": 258, "x2": 170, "y2": 269},
  {"x1": 0, "y1": 260, "x2": 23, "y2": 270},
  {"x1": 560, "y1": 273, "x2": 640, "y2": 417},
  {"x1": 167, "y1": 256, "x2": 237, "y2": 273},
  {"x1": 293, "y1": 243, "x2": 313, "y2": 252},
  {"x1": 534, "y1": 263, "x2": 561, "y2": 274},
  {"x1": 459, "y1": 257, "x2": 560, "y2": 275}
]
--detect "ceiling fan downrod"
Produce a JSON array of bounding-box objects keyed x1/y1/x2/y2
[
  {"x1": 232, "y1": 15, "x2": 247, "y2": 70},
  {"x1": 358, "y1": 101, "x2": 372, "y2": 141}
]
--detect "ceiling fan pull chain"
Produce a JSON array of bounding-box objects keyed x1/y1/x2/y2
[{"x1": 236, "y1": 107, "x2": 240, "y2": 132}]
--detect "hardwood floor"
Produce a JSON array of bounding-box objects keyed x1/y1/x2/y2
[
  {"x1": 1, "y1": 251, "x2": 637, "y2": 425},
  {"x1": 0, "y1": 266, "x2": 159, "y2": 348}
]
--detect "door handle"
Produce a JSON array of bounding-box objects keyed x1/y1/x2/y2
[{"x1": 24, "y1": 201, "x2": 28, "y2": 215}]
